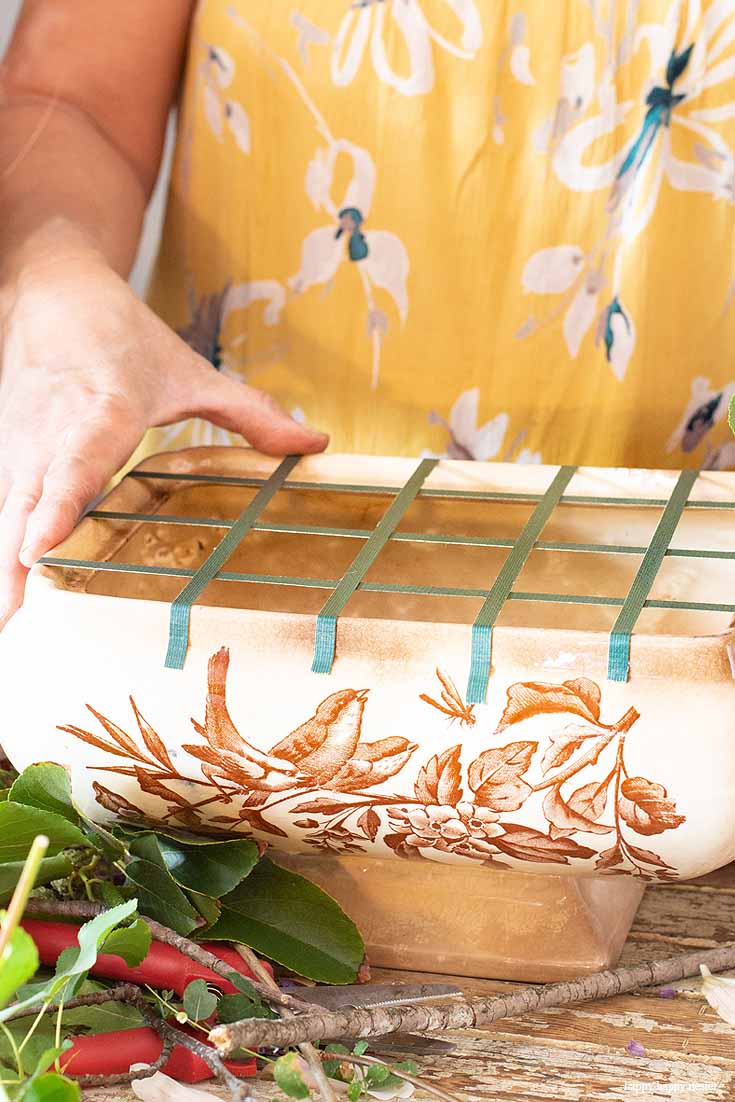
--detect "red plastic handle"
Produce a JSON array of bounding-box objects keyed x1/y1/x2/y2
[
  {"x1": 21, "y1": 919, "x2": 272, "y2": 996},
  {"x1": 59, "y1": 1026, "x2": 256, "y2": 1082}
]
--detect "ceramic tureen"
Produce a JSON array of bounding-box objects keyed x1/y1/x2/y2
[{"x1": 1, "y1": 448, "x2": 733, "y2": 980}]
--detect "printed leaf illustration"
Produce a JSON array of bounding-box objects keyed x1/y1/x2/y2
[
  {"x1": 92, "y1": 782, "x2": 144, "y2": 818},
  {"x1": 270, "y1": 689, "x2": 369, "y2": 785},
  {"x1": 540, "y1": 724, "x2": 608, "y2": 774},
  {"x1": 468, "y1": 742, "x2": 536, "y2": 812},
  {"x1": 130, "y1": 699, "x2": 174, "y2": 771},
  {"x1": 542, "y1": 783, "x2": 613, "y2": 838},
  {"x1": 626, "y1": 844, "x2": 671, "y2": 869},
  {"x1": 133, "y1": 766, "x2": 190, "y2": 807},
  {"x1": 493, "y1": 824, "x2": 597, "y2": 864},
  {"x1": 414, "y1": 745, "x2": 463, "y2": 806},
  {"x1": 618, "y1": 777, "x2": 686, "y2": 836},
  {"x1": 595, "y1": 843, "x2": 623, "y2": 871},
  {"x1": 567, "y1": 778, "x2": 612, "y2": 822},
  {"x1": 292, "y1": 798, "x2": 360, "y2": 816},
  {"x1": 357, "y1": 808, "x2": 380, "y2": 842},
  {"x1": 325, "y1": 737, "x2": 417, "y2": 791},
  {"x1": 497, "y1": 679, "x2": 602, "y2": 732}
]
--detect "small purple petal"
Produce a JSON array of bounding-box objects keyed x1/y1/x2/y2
[
  {"x1": 625, "y1": 1040, "x2": 646, "y2": 1057},
  {"x1": 658, "y1": 986, "x2": 678, "y2": 999}
]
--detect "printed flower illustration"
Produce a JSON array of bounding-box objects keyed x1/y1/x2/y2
[
  {"x1": 290, "y1": 139, "x2": 409, "y2": 389},
  {"x1": 519, "y1": 5, "x2": 735, "y2": 379},
  {"x1": 330, "y1": 0, "x2": 483, "y2": 95},
  {"x1": 199, "y1": 44, "x2": 250, "y2": 152},
  {"x1": 427, "y1": 388, "x2": 542, "y2": 462}
]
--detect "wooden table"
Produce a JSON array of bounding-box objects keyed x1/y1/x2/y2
[{"x1": 86, "y1": 865, "x2": 735, "y2": 1102}]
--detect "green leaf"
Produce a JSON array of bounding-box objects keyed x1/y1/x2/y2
[
  {"x1": 33, "y1": 1043, "x2": 71, "y2": 1077},
  {"x1": 205, "y1": 858, "x2": 364, "y2": 984},
  {"x1": 729, "y1": 394, "x2": 735, "y2": 438},
  {"x1": 217, "y1": 992, "x2": 274, "y2": 1023},
  {"x1": 15, "y1": 1072, "x2": 80, "y2": 1101},
  {"x1": 0, "y1": 805, "x2": 86, "y2": 863},
  {"x1": 0, "y1": 900, "x2": 136, "y2": 1022},
  {"x1": 0, "y1": 856, "x2": 74, "y2": 907},
  {"x1": 273, "y1": 1052, "x2": 310, "y2": 1099},
  {"x1": 182, "y1": 979, "x2": 218, "y2": 1022},
  {"x1": 125, "y1": 835, "x2": 199, "y2": 936},
  {"x1": 366, "y1": 1064, "x2": 390, "y2": 1086},
  {"x1": 187, "y1": 891, "x2": 221, "y2": 930},
  {"x1": 101, "y1": 918, "x2": 151, "y2": 967},
  {"x1": 154, "y1": 834, "x2": 260, "y2": 899},
  {"x1": 0, "y1": 926, "x2": 39, "y2": 1009},
  {"x1": 353, "y1": 1041, "x2": 369, "y2": 1056},
  {"x1": 347, "y1": 1079, "x2": 362, "y2": 1101},
  {"x1": 9, "y1": 767, "x2": 78, "y2": 826}
]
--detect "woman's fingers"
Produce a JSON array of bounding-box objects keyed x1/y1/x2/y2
[
  {"x1": 174, "y1": 356, "x2": 329, "y2": 456},
  {"x1": 19, "y1": 417, "x2": 141, "y2": 568},
  {"x1": 0, "y1": 478, "x2": 41, "y2": 627}
]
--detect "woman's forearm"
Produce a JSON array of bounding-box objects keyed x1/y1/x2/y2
[{"x1": 0, "y1": 93, "x2": 148, "y2": 285}]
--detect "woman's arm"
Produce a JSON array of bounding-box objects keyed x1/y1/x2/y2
[
  {"x1": 0, "y1": 0, "x2": 193, "y2": 275},
  {"x1": 0, "y1": 1, "x2": 327, "y2": 628}
]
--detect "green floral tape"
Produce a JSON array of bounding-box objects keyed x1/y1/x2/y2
[
  {"x1": 164, "y1": 455, "x2": 301, "y2": 670},
  {"x1": 607, "y1": 468, "x2": 698, "y2": 682}
]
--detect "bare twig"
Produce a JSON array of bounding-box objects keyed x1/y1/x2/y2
[
  {"x1": 7, "y1": 983, "x2": 143, "y2": 1020},
  {"x1": 75, "y1": 1035, "x2": 174, "y2": 1089},
  {"x1": 233, "y1": 943, "x2": 339, "y2": 1102},
  {"x1": 330, "y1": 1053, "x2": 463, "y2": 1102},
  {"x1": 212, "y1": 940, "x2": 735, "y2": 1052},
  {"x1": 23, "y1": 898, "x2": 318, "y2": 1013},
  {"x1": 139, "y1": 1002, "x2": 256, "y2": 1102}
]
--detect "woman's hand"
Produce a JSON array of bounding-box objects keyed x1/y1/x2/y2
[{"x1": 0, "y1": 254, "x2": 328, "y2": 627}]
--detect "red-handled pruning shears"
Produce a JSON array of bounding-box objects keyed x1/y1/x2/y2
[{"x1": 21, "y1": 919, "x2": 273, "y2": 1082}]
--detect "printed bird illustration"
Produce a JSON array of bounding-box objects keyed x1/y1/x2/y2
[
  {"x1": 185, "y1": 648, "x2": 305, "y2": 791},
  {"x1": 269, "y1": 689, "x2": 369, "y2": 786},
  {"x1": 187, "y1": 648, "x2": 417, "y2": 794}
]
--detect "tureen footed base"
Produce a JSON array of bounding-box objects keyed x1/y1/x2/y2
[{"x1": 275, "y1": 853, "x2": 645, "y2": 982}]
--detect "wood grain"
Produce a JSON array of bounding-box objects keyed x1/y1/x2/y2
[{"x1": 82, "y1": 867, "x2": 735, "y2": 1102}]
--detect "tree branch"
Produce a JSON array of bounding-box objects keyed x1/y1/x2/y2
[
  {"x1": 233, "y1": 943, "x2": 339, "y2": 1102},
  {"x1": 211, "y1": 940, "x2": 735, "y2": 1052}
]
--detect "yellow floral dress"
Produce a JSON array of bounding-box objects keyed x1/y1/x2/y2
[{"x1": 145, "y1": 0, "x2": 735, "y2": 469}]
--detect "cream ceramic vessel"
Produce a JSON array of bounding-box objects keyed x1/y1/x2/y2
[{"x1": 2, "y1": 448, "x2": 733, "y2": 978}]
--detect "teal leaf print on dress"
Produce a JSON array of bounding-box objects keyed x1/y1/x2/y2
[
  {"x1": 612, "y1": 44, "x2": 692, "y2": 206},
  {"x1": 336, "y1": 208, "x2": 369, "y2": 262}
]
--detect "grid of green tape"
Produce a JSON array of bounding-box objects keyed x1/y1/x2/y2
[
  {"x1": 311, "y1": 458, "x2": 437, "y2": 674},
  {"x1": 466, "y1": 465, "x2": 576, "y2": 705},
  {"x1": 38, "y1": 462, "x2": 726, "y2": 685},
  {"x1": 607, "y1": 468, "x2": 698, "y2": 682},
  {"x1": 163, "y1": 455, "x2": 299, "y2": 669}
]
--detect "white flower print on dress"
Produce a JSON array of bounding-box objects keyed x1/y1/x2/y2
[
  {"x1": 199, "y1": 44, "x2": 251, "y2": 152},
  {"x1": 290, "y1": 139, "x2": 409, "y2": 389},
  {"x1": 226, "y1": 5, "x2": 410, "y2": 390},
  {"x1": 427, "y1": 388, "x2": 542, "y2": 463},
  {"x1": 331, "y1": 0, "x2": 483, "y2": 95}
]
